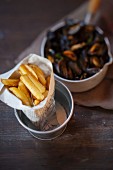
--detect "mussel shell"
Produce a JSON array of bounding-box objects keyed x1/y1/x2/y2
[
  {"x1": 63, "y1": 50, "x2": 77, "y2": 61},
  {"x1": 86, "y1": 67, "x2": 100, "y2": 76},
  {"x1": 88, "y1": 43, "x2": 107, "y2": 56},
  {"x1": 90, "y1": 56, "x2": 102, "y2": 68},
  {"x1": 44, "y1": 19, "x2": 110, "y2": 81},
  {"x1": 60, "y1": 35, "x2": 69, "y2": 51},
  {"x1": 59, "y1": 60, "x2": 68, "y2": 78},
  {"x1": 69, "y1": 61, "x2": 82, "y2": 75},
  {"x1": 65, "y1": 18, "x2": 79, "y2": 27},
  {"x1": 68, "y1": 23, "x2": 82, "y2": 35}
]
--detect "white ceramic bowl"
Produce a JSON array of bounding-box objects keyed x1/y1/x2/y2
[{"x1": 41, "y1": 21, "x2": 113, "y2": 92}]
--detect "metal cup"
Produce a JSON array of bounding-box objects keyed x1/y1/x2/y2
[{"x1": 14, "y1": 80, "x2": 74, "y2": 140}]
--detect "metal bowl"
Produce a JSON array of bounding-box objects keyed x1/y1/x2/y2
[
  {"x1": 14, "y1": 80, "x2": 74, "y2": 140},
  {"x1": 40, "y1": 21, "x2": 113, "y2": 92}
]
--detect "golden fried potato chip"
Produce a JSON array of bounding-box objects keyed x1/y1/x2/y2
[
  {"x1": 30, "y1": 64, "x2": 46, "y2": 85},
  {"x1": 20, "y1": 75, "x2": 44, "y2": 101},
  {"x1": 19, "y1": 64, "x2": 38, "y2": 79},
  {"x1": 28, "y1": 73, "x2": 45, "y2": 93},
  {"x1": 9, "y1": 87, "x2": 31, "y2": 106},
  {"x1": 18, "y1": 81, "x2": 32, "y2": 106},
  {"x1": 1, "y1": 79, "x2": 19, "y2": 87},
  {"x1": 33, "y1": 99, "x2": 40, "y2": 106}
]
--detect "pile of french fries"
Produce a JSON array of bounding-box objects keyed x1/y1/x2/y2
[{"x1": 1, "y1": 64, "x2": 50, "y2": 106}]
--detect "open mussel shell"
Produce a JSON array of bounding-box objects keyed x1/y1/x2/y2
[{"x1": 41, "y1": 20, "x2": 113, "y2": 92}]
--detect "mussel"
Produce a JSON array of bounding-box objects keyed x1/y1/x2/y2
[
  {"x1": 63, "y1": 50, "x2": 77, "y2": 61},
  {"x1": 54, "y1": 59, "x2": 73, "y2": 79},
  {"x1": 44, "y1": 19, "x2": 109, "y2": 80},
  {"x1": 88, "y1": 43, "x2": 107, "y2": 56}
]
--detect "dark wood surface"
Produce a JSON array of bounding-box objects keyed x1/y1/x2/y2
[{"x1": 0, "y1": 0, "x2": 113, "y2": 170}]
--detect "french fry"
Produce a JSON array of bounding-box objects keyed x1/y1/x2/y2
[
  {"x1": 24, "y1": 64, "x2": 38, "y2": 79},
  {"x1": 33, "y1": 99, "x2": 40, "y2": 106},
  {"x1": 18, "y1": 70, "x2": 23, "y2": 75},
  {"x1": 19, "y1": 64, "x2": 28, "y2": 75},
  {"x1": 1, "y1": 79, "x2": 19, "y2": 87},
  {"x1": 30, "y1": 64, "x2": 46, "y2": 85},
  {"x1": 19, "y1": 64, "x2": 38, "y2": 79},
  {"x1": 18, "y1": 81, "x2": 32, "y2": 106},
  {"x1": 9, "y1": 70, "x2": 21, "y2": 79},
  {"x1": 20, "y1": 75, "x2": 44, "y2": 101},
  {"x1": 30, "y1": 64, "x2": 45, "y2": 76},
  {"x1": 46, "y1": 76, "x2": 51, "y2": 90},
  {"x1": 1, "y1": 63, "x2": 51, "y2": 107},
  {"x1": 9, "y1": 87, "x2": 31, "y2": 106},
  {"x1": 28, "y1": 73, "x2": 45, "y2": 93},
  {"x1": 43, "y1": 90, "x2": 48, "y2": 99}
]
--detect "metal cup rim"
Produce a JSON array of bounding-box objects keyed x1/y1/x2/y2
[{"x1": 14, "y1": 80, "x2": 74, "y2": 135}]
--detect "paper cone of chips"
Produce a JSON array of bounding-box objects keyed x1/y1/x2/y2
[{"x1": 0, "y1": 54, "x2": 55, "y2": 130}]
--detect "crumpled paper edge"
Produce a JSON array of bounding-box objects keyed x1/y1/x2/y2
[{"x1": 0, "y1": 54, "x2": 54, "y2": 111}]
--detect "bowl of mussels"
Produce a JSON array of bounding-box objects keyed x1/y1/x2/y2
[{"x1": 41, "y1": 19, "x2": 113, "y2": 92}]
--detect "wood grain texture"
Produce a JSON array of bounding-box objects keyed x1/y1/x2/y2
[{"x1": 0, "y1": 0, "x2": 113, "y2": 170}]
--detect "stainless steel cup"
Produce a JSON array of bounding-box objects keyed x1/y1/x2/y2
[{"x1": 14, "y1": 80, "x2": 74, "y2": 140}]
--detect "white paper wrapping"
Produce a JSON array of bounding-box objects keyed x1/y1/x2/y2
[{"x1": 0, "y1": 54, "x2": 55, "y2": 127}]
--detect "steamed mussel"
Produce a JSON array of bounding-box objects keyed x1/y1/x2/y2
[{"x1": 44, "y1": 19, "x2": 110, "y2": 80}]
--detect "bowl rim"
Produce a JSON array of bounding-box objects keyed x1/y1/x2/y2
[
  {"x1": 14, "y1": 80, "x2": 74, "y2": 134},
  {"x1": 40, "y1": 21, "x2": 113, "y2": 83}
]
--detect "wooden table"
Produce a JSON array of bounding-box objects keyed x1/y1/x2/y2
[{"x1": 0, "y1": 0, "x2": 113, "y2": 169}]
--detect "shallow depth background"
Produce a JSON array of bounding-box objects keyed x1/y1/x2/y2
[{"x1": 0, "y1": 0, "x2": 86, "y2": 73}]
